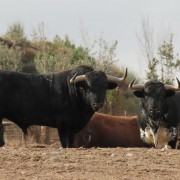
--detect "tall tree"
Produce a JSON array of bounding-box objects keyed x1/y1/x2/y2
[
  {"x1": 137, "y1": 18, "x2": 180, "y2": 84},
  {"x1": 137, "y1": 17, "x2": 155, "y2": 66},
  {"x1": 5, "y1": 22, "x2": 26, "y2": 45},
  {"x1": 155, "y1": 34, "x2": 180, "y2": 84}
]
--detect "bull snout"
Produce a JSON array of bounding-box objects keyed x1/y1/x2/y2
[
  {"x1": 91, "y1": 102, "x2": 103, "y2": 111},
  {"x1": 149, "y1": 108, "x2": 161, "y2": 118}
]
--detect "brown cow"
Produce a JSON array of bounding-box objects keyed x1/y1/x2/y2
[{"x1": 73, "y1": 113, "x2": 146, "y2": 148}]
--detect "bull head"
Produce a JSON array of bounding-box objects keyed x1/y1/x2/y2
[
  {"x1": 129, "y1": 78, "x2": 180, "y2": 120},
  {"x1": 69, "y1": 67, "x2": 127, "y2": 111}
]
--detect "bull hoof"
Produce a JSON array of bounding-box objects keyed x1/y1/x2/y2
[
  {"x1": 161, "y1": 145, "x2": 172, "y2": 151},
  {"x1": 0, "y1": 139, "x2": 5, "y2": 147},
  {"x1": 0, "y1": 142, "x2": 5, "y2": 147}
]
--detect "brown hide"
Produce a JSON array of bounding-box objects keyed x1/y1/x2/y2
[{"x1": 73, "y1": 113, "x2": 145, "y2": 148}]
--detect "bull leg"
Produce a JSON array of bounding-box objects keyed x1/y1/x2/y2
[
  {"x1": 68, "y1": 133, "x2": 75, "y2": 148},
  {"x1": 168, "y1": 139, "x2": 177, "y2": 149},
  {"x1": 60, "y1": 134, "x2": 69, "y2": 148},
  {"x1": 58, "y1": 129, "x2": 75, "y2": 148},
  {"x1": 0, "y1": 122, "x2": 5, "y2": 147},
  {"x1": 175, "y1": 139, "x2": 180, "y2": 149},
  {"x1": 22, "y1": 128, "x2": 28, "y2": 148}
]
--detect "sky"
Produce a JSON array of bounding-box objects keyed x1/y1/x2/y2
[{"x1": 0, "y1": 0, "x2": 180, "y2": 79}]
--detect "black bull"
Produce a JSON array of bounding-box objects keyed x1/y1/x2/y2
[
  {"x1": 0, "y1": 65, "x2": 127, "y2": 148},
  {"x1": 129, "y1": 78, "x2": 180, "y2": 149}
]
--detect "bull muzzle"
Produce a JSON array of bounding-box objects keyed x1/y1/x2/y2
[{"x1": 149, "y1": 108, "x2": 161, "y2": 119}]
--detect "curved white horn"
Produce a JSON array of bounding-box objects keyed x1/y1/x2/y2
[
  {"x1": 70, "y1": 73, "x2": 86, "y2": 84},
  {"x1": 107, "y1": 68, "x2": 127, "y2": 85},
  {"x1": 128, "y1": 78, "x2": 144, "y2": 90},
  {"x1": 164, "y1": 78, "x2": 180, "y2": 91}
]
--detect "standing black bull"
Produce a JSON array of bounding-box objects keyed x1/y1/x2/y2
[
  {"x1": 0, "y1": 65, "x2": 127, "y2": 148},
  {"x1": 129, "y1": 78, "x2": 180, "y2": 149}
]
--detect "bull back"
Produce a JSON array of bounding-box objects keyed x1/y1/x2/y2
[{"x1": 73, "y1": 113, "x2": 145, "y2": 148}]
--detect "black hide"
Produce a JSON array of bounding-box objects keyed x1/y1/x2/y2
[{"x1": 0, "y1": 65, "x2": 120, "y2": 148}]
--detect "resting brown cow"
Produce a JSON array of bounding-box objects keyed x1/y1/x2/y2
[{"x1": 73, "y1": 113, "x2": 146, "y2": 148}]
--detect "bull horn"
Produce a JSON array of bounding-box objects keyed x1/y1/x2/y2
[
  {"x1": 164, "y1": 78, "x2": 180, "y2": 91},
  {"x1": 128, "y1": 78, "x2": 144, "y2": 90},
  {"x1": 2, "y1": 122, "x2": 13, "y2": 126},
  {"x1": 106, "y1": 68, "x2": 127, "y2": 85},
  {"x1": 70, "y1": 73, "x2": 86, "y2": 84}
]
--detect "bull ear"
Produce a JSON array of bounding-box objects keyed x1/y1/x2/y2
[
  {"x1": 133, "y1": 90, "x2": 144, "y2": 98},
  {"x1": 166, "y1": 90, "x2": 175, "y2": 97}
]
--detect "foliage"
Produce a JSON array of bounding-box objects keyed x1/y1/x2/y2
[
  {"x1": 31, "y1": 22, "x2": 47, "y2": 42},
  {"x1": 156, "y1": 34, "x2": 180, "y2": 84},
  {"x1": 0, "y1": 44, "x2": 21, "y2": 71},
  {"x1": 53, "y1": 35, "x2": 75, "y2": 49},
  {"x1": 5, "y1": 22, "x2": 26, "y2": 45},
  {"x1": 82, "y1": 33, "x2": 118, "y2": 72},
  {"x1": 34, "y1": 47, "x2": 73, "y2": 73},
  {"x1": 54, "y1": 35, "x2": 95, "y2": 66},
  {"x1": 146, "y1": 58, "x2": 158, "y2": 80},
  {"x1": 137, "y1": 18, "x2": 180, "y2": 84},
  {"x1": 146, "y1": 34, "x2": 180, "y2": 84}
]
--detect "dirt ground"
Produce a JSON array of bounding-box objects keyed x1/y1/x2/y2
[{"x1": 0, "y1": 143, "x2": 180, "y2": 180}]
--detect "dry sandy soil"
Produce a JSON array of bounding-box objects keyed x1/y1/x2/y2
[{"x1": 0, "y1": 143, "x2": 180, "y2": 180}]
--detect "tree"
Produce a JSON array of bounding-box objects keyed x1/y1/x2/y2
[
  {"x1": 137, "y1": 18, "x2": 180, "y2": 84},
  {"x1": 146, "y1": 58, "x2": 158, "y2": 80},
  {"x1": 5, "y1": 22, "x2": 26, "y2": 45},
  {"x1": 155, "y1": 34, "x2": 180, "y2": 84},
  {"x1": 145, "y1": 34, "x2": 180, "y2": 84},
  {"x1": 136, "y1": 17, "x2": 155, "y2": 66}
]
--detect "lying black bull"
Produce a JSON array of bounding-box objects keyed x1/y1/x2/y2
[
  {"x1": 0, "y1": 65, "x2": 127, "y2": 148},
  {"x1": 129, "y1": 78, "x2": 180, "y2": 149}
]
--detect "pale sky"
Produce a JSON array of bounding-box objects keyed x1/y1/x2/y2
[{"x1": 0, "y1": 0, "x2": 180, "y2": 78}]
